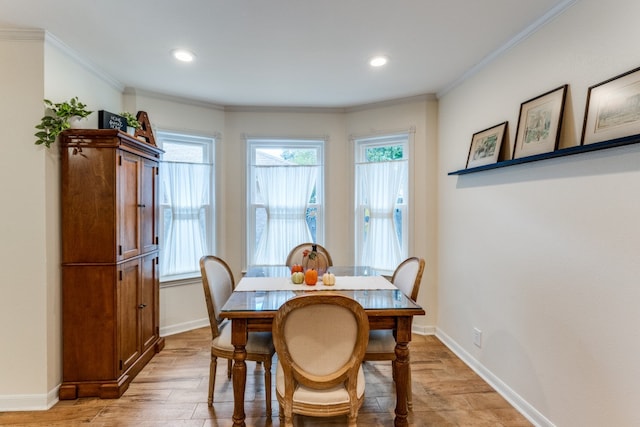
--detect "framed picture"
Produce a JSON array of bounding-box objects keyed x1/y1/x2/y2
[
  {"x1": 466, "y1": 121, "x2": 508, "y2": 168},
  {"x1": 581, "y1": 66, "x2": 640, "y2": 145},
  {"x1": 513, "y1": 84, "x2": 567, "y2": 159}
]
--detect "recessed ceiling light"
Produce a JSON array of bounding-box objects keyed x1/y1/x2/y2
[
  {"x1": 369, "y1": 55, "x2": 388, "y2": 67},
  {"x1": 172, "y1": 49, "x2": 196, "y2": 63}
]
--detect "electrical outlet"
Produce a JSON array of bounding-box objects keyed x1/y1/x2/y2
[{"x1": 473, "y1": 327, "x2": 482, "y2": 348}]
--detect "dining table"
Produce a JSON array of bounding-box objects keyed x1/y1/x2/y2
[{"x1": 220, "y1": 265, "x2": 425, "y2": 427}]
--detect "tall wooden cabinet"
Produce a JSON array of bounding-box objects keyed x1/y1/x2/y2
[{"x1": 59, "y1": 129, "x2": 165, "y2": 400}]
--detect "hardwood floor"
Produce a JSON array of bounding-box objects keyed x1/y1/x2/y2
[{"x1": 0, "y1": 328, "x2": 532, "y2": 426}]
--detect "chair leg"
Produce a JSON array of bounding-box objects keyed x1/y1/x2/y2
[
  {"x1": 264, "y1": 358, "x2": 272, "y2": 415},
  {"x1": 208, "y1": 356, "x2": 218, "y2": 406},
  {"x1": 227, "y1": 358, "x2": 232, "y2": 380},
  {"x1": 407, "y1": 364, "x2": 413, "y2": 410},
  {"x1": 284, "y1": 412, "x2": 294, "y2": 427}
]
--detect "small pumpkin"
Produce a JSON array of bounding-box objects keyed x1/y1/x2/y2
[
  {"x1": 291, "y1": 272, "x2": 305, "y2": 284},
  {"x1": 304, "y1": 269, "x2": 318, "y2": 286},
  {"x1": 290, "y1": 264, "x2": 303, "y2": 273},
  {"x1": 322, "y1": 272, "x2": 336, "y2": 286}
]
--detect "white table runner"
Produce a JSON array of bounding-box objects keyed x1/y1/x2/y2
[{"x1": 235, "y1": 275, "x2": 396, "y2": 292}]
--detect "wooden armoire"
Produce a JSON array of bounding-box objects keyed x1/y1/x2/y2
[{"x1": 59, "y1": 129, "x2": 165, "y2": 400}]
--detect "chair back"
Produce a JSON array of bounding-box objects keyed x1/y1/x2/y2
[
  {"x1": 392, "y1": 257, "x2": 425, "y2": 301},
  {"x1": 285, "y1": 243, "x2": 333, "y2": 268},
  {"x1": 273, "y1": 293, "x2": 369, "y2": 395},
  {"x1": 200, "y1": 256, "x2": 235, "y2": 337}
]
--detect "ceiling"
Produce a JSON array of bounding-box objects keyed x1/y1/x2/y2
[{"x1": 0, "y1": 0, "x2": 572, "y2": 108}]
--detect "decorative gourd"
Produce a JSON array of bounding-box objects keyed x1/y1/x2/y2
[
  {"x1": 322, "y1": 272, "x2": 336, "y2": 286},
  {"x1": 302, "y1": 244, "x2": 328, "y2": 275},
  {"x1": 290, "y1": 264, "x2": 303, "y2": 273},
  {"x1": 304, "y1": 269, "x2": 318, "y2": 286},
  {"x1": 291, "y1": 272, "x2": 305, "y2": 284}
]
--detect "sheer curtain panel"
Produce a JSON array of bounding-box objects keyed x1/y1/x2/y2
[
  {"x1": 161, "y1": 161, "x2": 212, "y2": 276},
  {"x1": 357, "y1": 160, "x2": 407, "y2": 271},
  {"x1": 253, "y1": 165, "x2": 317, "y2": 265}
]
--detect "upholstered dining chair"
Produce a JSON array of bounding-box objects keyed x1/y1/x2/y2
[
  {"x1": 199, "y1": 255, "x2": 275, "y2": 413},
  {"x1": 364, "y1": 256, "x2": 425, "y2": 409},
  {"x1": 272, "y1": 293, "x2": 369, "y2": 427},
  {"x1": 285, "y1": 242, "x2": 333, "y2": 268}
]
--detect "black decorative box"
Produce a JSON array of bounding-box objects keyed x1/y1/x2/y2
[{"x1": 98, "y1": 110, "x2": 127, "y2": 131}]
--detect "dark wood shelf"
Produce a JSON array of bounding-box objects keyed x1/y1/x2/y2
[{"x1": 448, "y1": 134, "x2": 640, "y2": 176}]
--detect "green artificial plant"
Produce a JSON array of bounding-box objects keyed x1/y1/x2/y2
[
  {"x1": 120, "y1": 111, "x2": 141, "y2": 129},
  {"x1": 34, "y1": 97, "x2": 92, "y2": 148}
]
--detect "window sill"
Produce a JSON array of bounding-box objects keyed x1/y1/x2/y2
[{"x1": 160, "y1": 275, "x2": 201, "y2": 289}]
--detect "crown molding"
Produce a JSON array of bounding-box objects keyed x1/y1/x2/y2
[
  {"x1": 224, "y1": 104, "x2": 347, "y2": 114},
  {"x1": 44, "y1": 31, "x2": 124, "y2": 92},
  {"x1": 1, "y1": 29, "x2": 434, "y2": 113},
  {"x1": 0, "y1": 28, "x2": 45, "y2": 41},
  {"x1": 345, "y1": 94, "x2": 436, "y2": 113},
  {"x1": 0, "y1": 28, "x2": 123, "y2": 92},
  {"x1": 436, "y1": 0, "x2": 579, "y2": 98},
  {"x1": 224, "y1": 93, "x2": 436, "y2": 114},
  {"x1": 124, "y1": 87, "x2": 226, "y2": 111}
]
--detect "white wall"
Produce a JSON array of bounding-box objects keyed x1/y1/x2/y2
[
  {"x1": 129, "y1": 92, "x2": 225, "y2": 335},
  {"x1": 438, "y1": 0, "x2": 640, "y2": 425},
  {"x1": 122, "y1": 96, "x2": 436, "y2": 336},
  {"x1": 0, "y1": 32, "x2": 47, "y2": 407},
  {"x1": 43, "y1": 34, "x2": 123, "y2": 403},
  {"x1": 125, "y1": 97, "x2": 437, "y2": 336},
  {"x1": 223, "y1": 109, "x2": 347, "y2": 272},
  {"x1": 346, "y1": 97, "x2": 438, "y2": 332},
  {"x1": 15, "y1": 3, "x2": 640, "y2": 423},
  {"x1": 0, "y1": 32, "x2": 123, "y2": 410}
]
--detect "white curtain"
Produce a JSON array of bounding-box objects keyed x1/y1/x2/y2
[
  {"x1": 161, "y1": 162, "x2": 211, "y2": 276},
  {"x1": 254, "y1": 165, "x2": 317, "y2": 265},
  {"x1": 357, "y1": 160, "x2": 407, "y2": 271}
]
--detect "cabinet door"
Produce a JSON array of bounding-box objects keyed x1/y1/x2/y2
[
  {"x1": 119, "y1": 152, "x2": 141, "y2": 260},
  {"x1": 118, "y1": 259, "x2": 141, "y2": 374},
  {"x1": 140, "y1": 159, "x2": 159, "y2": 254},
  {"x1": 62, "y1": 146, "x2": 118, "y2": 263},
  {"x1": 140, "y1": 253, "x2": 159, "y2": 351}
]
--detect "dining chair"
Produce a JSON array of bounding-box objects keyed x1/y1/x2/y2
[
  {"x1": 199, "y1": 255, "x2": 275, "y2": 413},
  {"x1": 285, "y1": 242, "x2": 333, "y2": 268},
  {"x1": 272, "y1": 293, "x2": 369, "y2": 427},
  {"x1": 364, "y1": 256, "x2": 425, "y2": 409}
]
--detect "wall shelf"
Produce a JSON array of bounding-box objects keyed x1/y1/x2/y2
[{"x1": 448, "y1": 134, "x2": 640, "y2": 176}]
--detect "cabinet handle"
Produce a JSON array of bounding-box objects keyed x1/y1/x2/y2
[
  {"x1": 137, "y1": 204, "x2": 146, "y2": 208},
  {"x1": 138, "y1": 303, "x2": 147, "y2": 309}
]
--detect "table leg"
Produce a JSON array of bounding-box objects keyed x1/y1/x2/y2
[
  {"x1": 231, "y1": 320, "x2": 248, "y2": 427},
  {"x1": 393, "y1": 317, "x2": 412, "y2": 427}
]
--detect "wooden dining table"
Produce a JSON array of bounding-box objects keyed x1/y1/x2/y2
[{"x1": 220, "y1": 265, "x2": 425, "y2": 427}]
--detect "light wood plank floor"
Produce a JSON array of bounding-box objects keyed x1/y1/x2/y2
[{"x1": 0, "y1": 328, "x2": 532, "y2": 426}]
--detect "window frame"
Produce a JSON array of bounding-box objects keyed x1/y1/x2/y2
[
  {"x1": 353, "y1": 132, "x2": 410, "y2": 272},
  {"x1": 156, "y1": 130, "x2": 216, "y2": 283},
  {"x1": 246, "y1": 137, "x2": 325, "y2": 267}
]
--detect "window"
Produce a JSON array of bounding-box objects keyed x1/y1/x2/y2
[
  {"x1": 157, "y1": 131, "x2": 215, "y2": 281},
  {"x1": 247, "y1": 138, "x2": 324, "y2": 266},
  {"x1": 354, "y1": 133, "x2": 409, "y2": 272}
]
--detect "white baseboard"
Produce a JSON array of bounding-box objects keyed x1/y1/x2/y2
[
  {"x1": 412, "y1": 323, "x2": 436, "y2": 335},
  {"x1": 0, "y1": 386, "x2": 59, "y2": 412},
  {"x1": 435, "y1": 328, "x2": 554, "y2": 427},
  {"x1": 160, "y1": 318, "x2": 209, "y2": 337},
  {"x1": 1, "y1": 321, "x2": 211, "y2": 412},
  {"x1": 161, "y1": 320, "x2": 434, "y2": 342}
]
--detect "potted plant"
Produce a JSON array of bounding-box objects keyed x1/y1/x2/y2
[
  {"x1": 120, "y1": 111, "x2": 141, "y2": 136},
  {"x1": 34, "y1": 97, "x2": 92, "y2": 148}
]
